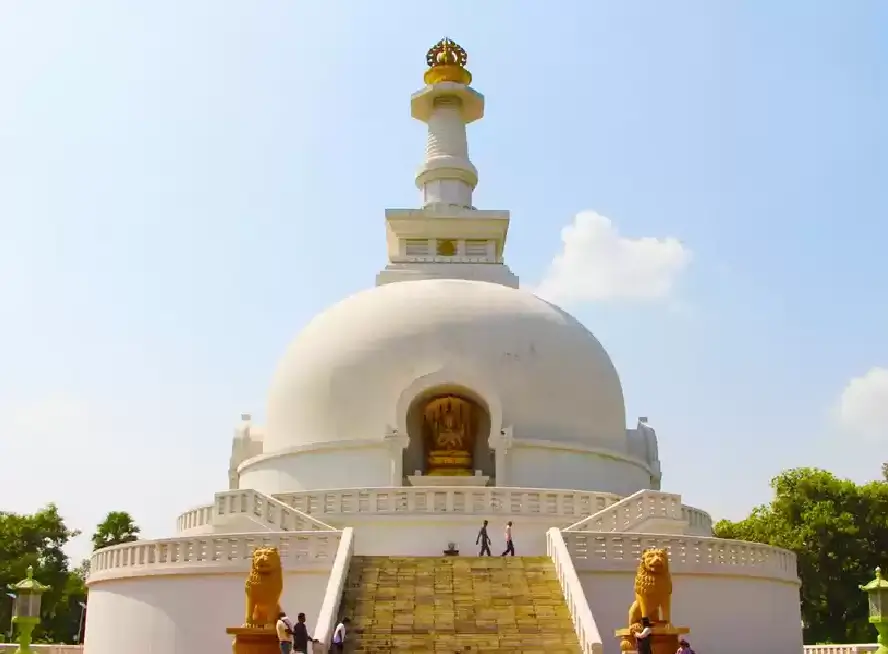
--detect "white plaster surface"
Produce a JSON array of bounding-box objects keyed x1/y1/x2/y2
[
  {"x1": 508, "y1": 443, "x2": 652, "y2": 495},
  {"x1": 264, "y1": 279, "x2": 628, "y2": 462},
  {"x1": 340, "y1": 515, "x2": 559, "y2": 557},
  {"x1": 238, "y1": 444, "x2": 393, "y2": 495}
]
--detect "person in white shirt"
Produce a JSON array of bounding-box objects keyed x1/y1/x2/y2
[
  {"x1": 331, "y1": 616, "x2": 350, "y2": 652},
  {"x1": 500, "y1": 521, "x2": 515, "y2": 556},
  {"x1": 275, "y1": 611, "x2": 294, "y2": 654}
]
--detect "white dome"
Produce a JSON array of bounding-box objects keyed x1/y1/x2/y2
[{"x1": 265, "y1": 279, "x2": 627, "y2": 454}]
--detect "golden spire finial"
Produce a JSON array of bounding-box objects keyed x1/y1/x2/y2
[{"x1": 424, "y1": 37, "x2": 472, "y2": 86}]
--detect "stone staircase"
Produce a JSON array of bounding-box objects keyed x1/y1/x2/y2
[{"x1": 339, "y1": 556, "x2": 582, "y2": 653}]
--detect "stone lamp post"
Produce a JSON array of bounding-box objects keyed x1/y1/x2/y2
[
  {"x1": 860, "y1": 567, "x2": 888, "y2": 654},
  {"x1": 8, "y1": 566, "x2": 50, "y2": 654}
]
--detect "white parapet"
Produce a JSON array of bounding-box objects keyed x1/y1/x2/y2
[
  {"x1": 562, "y1": 531, "x2": 798, "y2": 581},
  {"x1": 177, "y1": 486, "x2": 714, "y2": 539},
  {"x1": 87, "y1": 531, "x2": 342, "y2": 583}
]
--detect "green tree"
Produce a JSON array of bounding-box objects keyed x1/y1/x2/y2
[
  {"x1": 714, "y1": 467, "x2": 888, "y2": 645},
  {"x1": 0, "y1": 504, "x2": 85, "y2": 643},
  {"x1": 91, "y1": 511, "x2": 140, "y2": 551}
]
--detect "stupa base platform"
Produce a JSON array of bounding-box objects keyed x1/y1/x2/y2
[{"x1": 616, "y1": 624, "x2": 691, "y2": 654}]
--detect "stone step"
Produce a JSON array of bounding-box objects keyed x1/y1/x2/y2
[{"x1": 339, "y1": 556, "x2": 582, "y2": 653}]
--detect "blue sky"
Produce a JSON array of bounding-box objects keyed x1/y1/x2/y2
[{"x1": 1, "y1": 1, "x2": 886, "y2": 563}]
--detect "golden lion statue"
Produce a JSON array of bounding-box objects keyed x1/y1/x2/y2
[
  {"x1": 243, "y1": 546, "x2": 283, "y2": 628},
  {"x1": 627, "y1": 547, "x2": 673, "y2": 629}
]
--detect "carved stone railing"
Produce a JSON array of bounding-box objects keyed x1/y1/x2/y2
[
  {"x1": 176, "y1": 503, "x2": 214, "y2": 532},
  {"x1": 546, "y1": 528, "x2": 604, "y2": 654},
  {"x1": 314, "y1": 527, "x2": 355, "y2": 648},
  {"x1": 274, "y1": 486, "x2": 621, "y2": 519},
  {"x1": 563, "y1": 532, "x2": 798, "y2": 582},
  {"x1": 215, "y1": 489, "x2": 337, "y2": 532},
  {"x1": 176, "y1": 488, "x2": 621, "y2": 533},
  {"x1": 803, "y1": 646, "x2": 879, "y2": 654},
  {"x1": 563, "y1": 489, "x2": 689, "y2": 533},
  {"x1": 176, "y1": 487, "x2": 712, "y2": 537},
  {"x1": 86, "y1": 531, "x2": 341, "y2": 583},
  {"x1": 681, "y1": 505, "x2": 713, "y2": 535}
]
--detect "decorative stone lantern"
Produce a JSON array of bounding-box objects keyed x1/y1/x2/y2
[
  {"x1": 7, "y1": 566, "x2": 50, "y2": 654},
  {"x1": 860, "y1": 567, "x2": 888, "y2": 654}
]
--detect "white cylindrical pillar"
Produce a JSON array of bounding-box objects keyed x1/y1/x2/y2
[{"x1": 415, "y1": 96, "x2": 478, "y2": 209}]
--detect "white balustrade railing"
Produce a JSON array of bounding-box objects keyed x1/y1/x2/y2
[
  {"x1": 215, "y1": 489, "x2": 337, "y2": 532},
  {"x1": 804, "y1": 646, "x2": 879, "y2": 654},
  {"x1": 274, "y1": 486, "x2": 621, "y2": 519},
  {"x1": 563, "y1": 532, "x2": 798, "y2": 582},
  {"x1": 564, "y1": 489, "x2": 685, "y2": 533},
  {"x1": 176, "y1": 487, "x2": 712, "y2": 538},
  {"x1": 314, "y1": 527, "x2": 355, "y2": 648},
  {"x1": 681, "y1": 505, "x2": 713, "y2": 535},
  {"x1": 546, "y1": 528, "x2": 604, "y2": 654},
  {"x1": 176, "y1": 504, "x2": 214, "y2": 532},
  {"x1": 87, "y1": 531, "x2": 342, "y2": 582}
]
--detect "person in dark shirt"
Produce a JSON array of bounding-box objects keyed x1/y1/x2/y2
[
  {"x1": 290, "y1": 612, "x2": 319, "y2": 654},
  {"x1": 476, "y1": 519, "x2": 491, "y2": 556}
]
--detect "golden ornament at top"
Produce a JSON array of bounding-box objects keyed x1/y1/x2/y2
[{"x1": 424, "y1": 37, "x2": 472, "y2": 86}]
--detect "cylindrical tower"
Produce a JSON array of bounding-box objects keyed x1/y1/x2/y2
[{"x1": 411, "y1": 38, "x2": 485, "y2": 210}]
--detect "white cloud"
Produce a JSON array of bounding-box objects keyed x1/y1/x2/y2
[
  {"x1": 837, "y1": 367, "x2": 888, "y2": 443},
  {"x1": 535, "y1": 211, "x2": 692, "y2": 304}
]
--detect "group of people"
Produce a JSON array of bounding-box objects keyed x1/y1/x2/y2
[
  {"x1": 634, "y1": 618, "x2": 697, "y2": 654},
  {"x1": 275, "y1": 611, "x2": 350, "y2": 654},
  {"x1": 475, "y1": 519, "x2": 515, "y2": 556}
]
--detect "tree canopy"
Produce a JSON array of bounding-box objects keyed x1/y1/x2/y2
[
  {"x1": 91, "y1": 511, "x2": 140, "y2": 551},
  {"x1": 0, "y1": 506, "x2": 141, "y2": 644},
  {"x1": 0, "y1": 505, "x2": 84, "y2": 643},
  {"x1": 714, "y1": 466, "x2": 888, "y2": 645}
]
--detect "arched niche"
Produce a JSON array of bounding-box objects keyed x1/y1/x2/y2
[{"x1": 395, "y1": 369, "x2": 502, "y2": 482}]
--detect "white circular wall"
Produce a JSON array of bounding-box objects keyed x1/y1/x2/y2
[{"x1": 83, "y1": 572, "x2": 330, "y2": 654}]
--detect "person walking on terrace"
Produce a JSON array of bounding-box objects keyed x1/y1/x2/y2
[
  {"x1": 477, "y1": 519, "x2": 492, "y2": 556},
  {"x1": 500, "y1": 520, "x2": 515, "y2": 556}
]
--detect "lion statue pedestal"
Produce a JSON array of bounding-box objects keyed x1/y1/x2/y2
[
  {"x1": 616, "y1": 625, "x2": 691, "y2": 654},
  {"x1": 226, "y1": 546, "x2": 285, "y2": 654},
  {"x1": 614, "y1": 547, "x2": 691, "y2": 654}
]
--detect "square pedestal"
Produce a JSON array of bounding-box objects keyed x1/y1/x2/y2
[
  {"x1": 615, "y1": 625, "x2": 691, "y2": 654},
  {"x1": 226, "y1": 627, "x2": 280, "y2": 654}
]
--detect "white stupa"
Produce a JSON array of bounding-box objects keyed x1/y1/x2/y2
[{"x1": 82, "y1": 39, "x2": 803, "y2": 654}]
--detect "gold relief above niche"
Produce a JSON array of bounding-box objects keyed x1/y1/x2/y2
[
  {"x1": 422, "y1": 394, "x2": 478, "y2": 475},
  {"x1": 436, "y1": 239, "x2": 456, "y2": 256}
]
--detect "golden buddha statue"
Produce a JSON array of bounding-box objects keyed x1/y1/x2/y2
[{"x1": 423, "y1": 396, "x2": 476, "y2": 475}]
